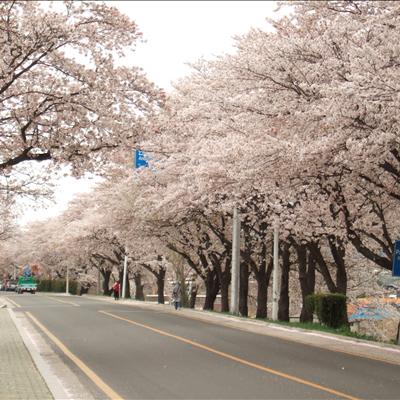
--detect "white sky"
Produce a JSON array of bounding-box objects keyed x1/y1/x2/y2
[
  {"x1": 112, "y1": 1, "x2": 280, "y2": 91},
  {"x1": 20, "y1": 0, "x2": 281, "y2": 225}
]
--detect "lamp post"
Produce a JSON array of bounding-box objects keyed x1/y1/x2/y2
[
  {"x1": 272, "y1": 225, "x2": 280, "y2": 320},
  {"x1": 122, "y1": 251, "x2": 128, "y2": 299},
  {"x1": 230, "y1": 207, "x2": 241, "y2": 315}
]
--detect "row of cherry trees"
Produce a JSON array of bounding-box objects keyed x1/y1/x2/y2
[
  {"x1": 0, "y1": 1, "x2": 164, "y2": 284},
  {"x1": 1, "y1": 1, "x2": 399, "y2": 320},
  {"x1": 132, "y1": 1, "x2": 400, "y2": 318}
]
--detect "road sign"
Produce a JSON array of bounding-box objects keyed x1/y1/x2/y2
[
  {"x1": 23, "y1": 265, "x2": 31, "y2": 277},
  {"x1": 392, "y1": 241, "x2": 400, "y2": 277},
  {"x1": 134, "y1": 150, "x2": 149, "y2": 169}
]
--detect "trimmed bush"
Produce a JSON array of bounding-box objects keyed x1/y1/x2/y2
[
  {"x1": 69, "y1": 280, "x2": 78, "y2": 295},
  {"x1": 37, "y1": 279, "x2": 52, "y2": 292},
  {"x1": 53, "y1": 279, "x2": 66, "y2": 292},
  {"x1": 305, "y1": 293, "x2": 347, "y2": 329},
  {"x1": 36, "y1": 279, "x2": 77, "y2": 295}
]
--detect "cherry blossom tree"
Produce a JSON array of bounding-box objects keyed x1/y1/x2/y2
[{"x1": 0, "y1": 1, "x2": 164, "y2": 176}]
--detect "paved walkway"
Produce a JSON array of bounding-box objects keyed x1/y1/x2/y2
[{"x1": 0, "y1": 307, "x2": 53, "y2": 400}]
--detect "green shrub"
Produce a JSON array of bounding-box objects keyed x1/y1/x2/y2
[
  {"x1": 69, "y1": 280, "x2": 78, "y2": 295},
  {"x1": 305, "y1": 293, "x2": 347, "y2": 329},
  {"x1": 36, "y1": 279, "x2": 77, "y2": 294},
  {"x1": 37, "y1": 279, "x2": 52, "y2": 292},
  {"x1": 53, "y1": 279, "x2": 65, "y2": 292}
]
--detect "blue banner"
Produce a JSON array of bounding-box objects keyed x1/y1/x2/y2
[
  {"x1": 134, "y1": 150, "x2": 149, "y2": 169},
  {"x1": 392, "y1": 241, "x2": 400, "y2": 277}
]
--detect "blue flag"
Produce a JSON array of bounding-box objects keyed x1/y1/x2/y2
[
  {"x1": 392, "y1": 241, "x2": 400, "y2": 277},
  {"x1": 134, "y1": 150, "x2": 149, "y2": 169}
]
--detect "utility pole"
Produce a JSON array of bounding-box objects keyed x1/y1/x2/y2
[
  {"x1": 272, "y1": 225, "x2": 280, "y2": 320},
  {"x1": 230, "y1": 207, "x2": 241, "y2": 315},
  {"x1": 122, "y1": 252, "x2": 128, "y2": 299}
]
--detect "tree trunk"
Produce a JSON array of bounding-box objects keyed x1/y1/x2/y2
[
  {"x1": 220, "y1": 258, "x2": 231, "y2": 313},
  {"x1": 203, "y1": 269, "x2": 219, "y2": 310},
  {"x1": 328, "y1": 236, "x2": 347, "y2": 295},
  {"x1": 101, "y1": 269, "x2": 112, "y2": 295},
  {"x1": 156, "y1": 270, "x2": 165, "y2": 304},
  {"x1": 328, "y1": 236, "x2": 349, "y2": 325},
  {"x1": 220, "y1": 273, "x2": 230, "y2": 313},
  {"x1": 209, "y1": 252, "x2": 230, "y2": 313},
  {"x1": 239, "y1": 262, "x2": 249, "y2": 317},
  {"x1": 296, "y1": 244, "x2": 315, "y2": 323},
  {"x1": 252, "y1": 243, "x2": 273, "y2": 319},
  {"x1": 189, "y1": 288, "x2": 198, "y2": 308},
  {"x1": 134, "y1": 272, "x2": 144, "y2": 301},
  {"x1": 278, "y1": 242, "x2": 291, "y2": 322},
  {"x1": 255, "y1": 277, "x2": 268, "y2": 319},
  {"x1": 308, "y1": 242, "x2": 337, "y2": 293}
]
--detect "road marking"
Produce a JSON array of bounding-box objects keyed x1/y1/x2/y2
[
  {"x1": 99, "y1": 310, "x2": 360, "y2": 400},
  {"x1": 26, "y1": 312, "x2": 123, "y2": 400},
  {"x1": 6, "y1": 297, "x2": 21, "y2": 308},
  {"x1": 45, "y1": 296, "x2": 80, "y2": 307},
  {"x1": 150, "y1": 308, "x2": 400, "y2": 367}
]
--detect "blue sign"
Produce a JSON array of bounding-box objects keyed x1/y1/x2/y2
[
  {"x1": 392, "y1": 241, "x2": 400, "y2": 277},
  {"x1": 23, "y1": 265, "x2": 31, "y2": 277},
  {"x1": 134, "y1": 150, "x2": 149, "y2": 169}
]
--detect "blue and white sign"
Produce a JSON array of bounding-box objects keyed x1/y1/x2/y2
[
  {"x1": 23, "y1": 265, "x2": 31, "y2": 277},
  {"x1": 134, "y1": 150, "x2": 149, "y2": 169},
  {"x1": 392, "y1": 240, "x2": 400, "y2": 277}
]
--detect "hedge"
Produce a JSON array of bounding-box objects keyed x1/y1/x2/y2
[
  {"x1": 37, "y1": 279, "x2": 78, "y2": 295},
  {"x1": 305, "y1": 293, "x2": 347, "y2": 328}
]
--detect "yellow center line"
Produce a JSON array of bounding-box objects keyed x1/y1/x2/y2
[
  {"x1": 179, "y1": 312, "x2": 400, "y2": 366},
  {"x1": 26, "y1": 312, "x2": 123, "y2": 400},
  {"x1": 6, "y1": 297, "x2": 21, "y2": 308},
  {"x1": 99, "y1": 310, "x2": 360, "y2": 400},
  {"x1": 45, "y1": 296, "x2": 80, "y2": 307}
]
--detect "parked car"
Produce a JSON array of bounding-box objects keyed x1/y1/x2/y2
[{"x1": 6, "y1": 280, "x2": 18, "y2": 291}]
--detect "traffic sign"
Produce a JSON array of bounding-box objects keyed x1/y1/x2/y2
[{"x1": 134, "y1": 150, "x2": 149, "y2": 169}]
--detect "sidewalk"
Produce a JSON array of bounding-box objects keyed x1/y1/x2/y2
[{"x1": 0, "y1": 307, "x2": 53, "y2": 400}]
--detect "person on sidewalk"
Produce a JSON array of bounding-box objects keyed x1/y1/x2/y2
[
  {"x1": 171, "y1": 281, "x2": 181, "y2": 310},
  {"x1": 112, "y1": 281, "x2": 120, "y2": 300}
]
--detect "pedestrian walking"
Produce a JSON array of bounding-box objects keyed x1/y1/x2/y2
[
  {"x1": 171, "y1": 281, "x2": 181, "y2": 310},
  {"x1": 112, "y1": 280, "x2": 120, "y2": 300}
]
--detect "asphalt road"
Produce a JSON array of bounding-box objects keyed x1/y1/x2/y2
[{"x1": 4, "y1": 292, "x2": 400, "y2": 400}]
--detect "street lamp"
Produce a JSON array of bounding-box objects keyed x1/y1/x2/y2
[
  {"x1": 272, "y1": 225, "x2": 280, "y2": 321},
  {"x1": 230, "y1": 207, "x2": 241, "y2": 315}
]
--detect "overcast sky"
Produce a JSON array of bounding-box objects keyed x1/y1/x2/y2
[
  {"x1": 110, "y1": 1, "x2": 280, "y2": 91},
  {"x1": 20, "y1": 1, "x2": 281, "y2": 225}
]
